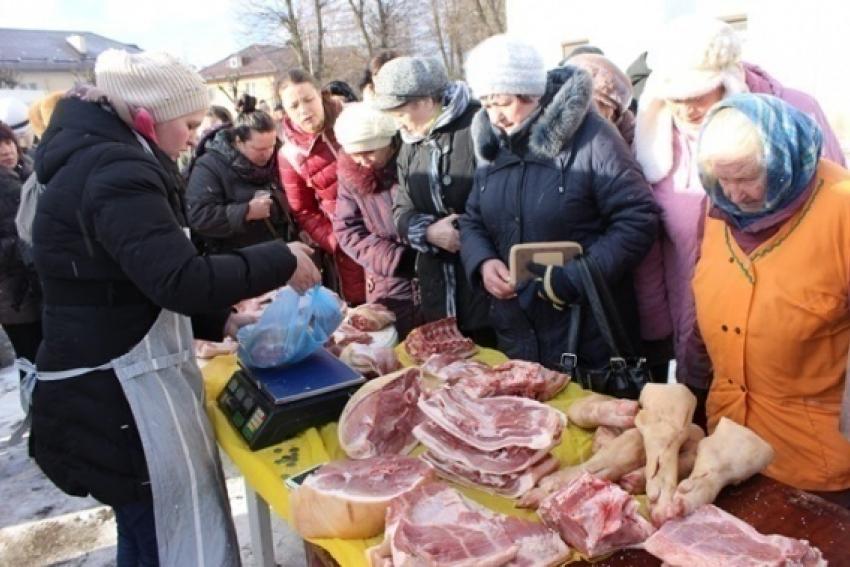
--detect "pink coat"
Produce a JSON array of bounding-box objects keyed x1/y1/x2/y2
[{"x1": 633, "y1": 63, "x2": 845, "y2": 388}]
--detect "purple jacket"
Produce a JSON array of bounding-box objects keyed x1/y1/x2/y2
[
  {"x1": 633, "y1": 63, "x2": 845, "y2": 388},
  {"x1": 332, "y1": 152, "x2": 422, "y2": 339}
]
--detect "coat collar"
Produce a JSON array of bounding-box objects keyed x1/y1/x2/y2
[{"x1": 472, "y1": 65, "x2": 593, "y2": 163}]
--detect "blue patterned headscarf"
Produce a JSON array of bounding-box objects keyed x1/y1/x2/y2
[{"x1": 698, "y1": 93, "x2": 822, "y2": 229}]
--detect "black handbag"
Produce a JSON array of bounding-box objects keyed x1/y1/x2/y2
[{"x1": 559, "y1": 255, "x2": 652, "y2": 400}]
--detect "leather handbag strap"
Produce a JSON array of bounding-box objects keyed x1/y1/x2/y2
[
  {"x1": 560, "y1": 303, "x2": 582, "y2": 372},
  {"x1": 575, "y1": 255, "x2": 636, "y2": 359}
]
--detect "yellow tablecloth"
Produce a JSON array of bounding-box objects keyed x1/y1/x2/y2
[{"x1": 203, "y1": 349, "x2": 596, "y2": 566}]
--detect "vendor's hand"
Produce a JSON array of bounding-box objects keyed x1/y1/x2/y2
[
  {"x1": 481, "y1": 259, "x2": 516, "y2": 299},
  {"x1": 224, "y1": 312, "x2": 258, "y2": 339},
  {"x1": 287, "y1": 242, "x2": 322, "y2": 294},
  {"x1": 246, "y1": 196, "x2": 274, "y2": 221},
  {"x1": 425, "y1": 214, "x2": 461, "y2": 253},
  {"x1": 527, "y1": 261, "x2": 576, "y2": 310}
]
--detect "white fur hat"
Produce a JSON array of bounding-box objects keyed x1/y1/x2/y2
[
  {"x1": 335, "y1": 102, "x2": 398, "y2": 153},
  {"x1": 0, "y1": 97, "x2": 32, "y2": 139},
  {"x1": 465, "y1": 34, "x2": 547, "y2": 99},
  {"x1": 95, "y1": 49, "x2": 210, "y2": 124},
  {"x1": 634, "y1": 16, "x2": 750, "y2": 183}
]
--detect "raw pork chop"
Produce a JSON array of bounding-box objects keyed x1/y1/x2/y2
[
  {"x1": 413, "y1": 420, "x2": 559, "y2": 475},
  {"x1": 339, "y1": 343, "x2": 401, "y2": 378},
  {"x1": 420, "y1": 352, "x2": 490, "y2": 383},
  {"x1": 290, "y1": 455, "x2": 435, "y2": 539},
  {"x1": 403, "y1": 317, "x2": 477, "y2": 363},
  {"x1": 325, "y1": 323, "x2": 373, "y2": 356},
  {"x1": 421, "y1": 451, "x2": 560, "y2": 498},
  {"x1": 347, "y1": 303, "x2": 397, "y2": 331},
  {"x1": 538, "y1": 470, "x2": 655, "y2": 558},
  {"x1": 457, "y1": 360, "x2": 570, "y2": 401},
  {"x1": 643, "y1": 504, "x2": 825, "y2": 567},
  {"x1": 338, "y1": 368, "x2": 423, "y2": 459},
  {"x1": 370, "y1": 483, "x2": 569, "y2": 567},
  {"x1": 418, "y1": 387, "x2": 566, "y2": 451}
]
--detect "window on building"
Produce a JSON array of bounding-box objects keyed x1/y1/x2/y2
[
  {"x1": 245, "y1": 82, "x2": 256, "y2": 95},
  {"x1": 208, "y1": 87, "x2": 217, "y2": 101},
  {"x1": 561, "y1": 39, "x2": 590, "y2": 61}
]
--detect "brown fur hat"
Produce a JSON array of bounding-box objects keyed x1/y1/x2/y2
[{"x1": 28, "y1": 91, "x2": 64, "y2": 137}]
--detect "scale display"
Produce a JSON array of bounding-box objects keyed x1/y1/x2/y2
[{"x1": 217, "y1": 348, "x2": 366, "y2": 450}]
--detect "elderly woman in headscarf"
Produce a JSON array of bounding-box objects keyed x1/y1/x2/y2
[
  {"x1": 631, "y1": 16, "x2": 845, "y2": 416},
  {"x1": 690, "y1": 93, "x2": 850, "y2": 506}
]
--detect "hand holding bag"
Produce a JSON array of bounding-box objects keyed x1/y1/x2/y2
[{"x1": 560, "y1": 255, "x2": 652, "y2": 399}]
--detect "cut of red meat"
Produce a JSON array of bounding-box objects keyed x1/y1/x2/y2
[
  {"x1": 417, "y1": 387, "x2": 566, "y2": 451},
  {"x1": 339, "y1": 343, "x2": 401, "y2": 378},
  {"x1": 347, "y1": 303, "x2": 397, "y2": 331},
  {"x1": 403, "y1": 317, "x2": 477, "y2": 363},
  {"x1": 538, "y1": 470, "x2": 656, "y2": 558},
  {"x1": 326, "y1": 323, "x2": 374, "y2": 356},
  {"x1": 643, "y1": 504, "x2": 826, "y2": 567},
  {"x1": 338, "y1": 368, "x2": 423, "y2": 459},
  {"x1": 421, "y1": 451, "x2": 560, "y2": 499},
  {"x1": 413, "y1": 420, "x2": 558, "y2": 475},
  {"x1": 380, "y1": 483, "x2": 569, "y2": 567},
  {"x1": 420, "y1": 352, "x2": 490, "y2": 383},
  {"x1": 457, "y1": 360, "x2": 570, "y2": 401},
  {"x1": 290, "y1": 455, "x2": 435, "y2": 539}
]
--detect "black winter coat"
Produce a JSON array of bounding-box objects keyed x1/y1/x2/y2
[
  {"x1": 0, "y1": 161, "x2": 41, "y2": 325},
  {"x1": 460, "y1": 66, "x2": 658, "y2": 371},
  {"x1": 186, "y1": 129, "x2": 292, "y2": 253},
  {"x1": 29, "y1": 98, "x2": 298, "y2": 507},
  {"x1": 393, "y1": 88, "x2": 490, "y2": 334}
]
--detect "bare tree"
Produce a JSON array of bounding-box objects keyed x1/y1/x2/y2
[
  {"x1": 0, "y1": 65, "x2": 20, "y2": 89},
  {"x1": 472, "y1": 0, "x2": 505, "y2": 35},
  {"x1": 346, "y1": 0, "x2": 374, "y2": 56}
]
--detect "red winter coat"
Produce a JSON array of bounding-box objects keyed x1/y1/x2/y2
[{"x1": 278, "y1": 117, "x2": 365, "y2": 304}]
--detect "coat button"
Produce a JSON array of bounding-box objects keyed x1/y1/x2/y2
[
  {"x1": 740, "y1": 385, "x2": 746, "y2": 392},
  {"x1": 721, "y1": 325, "x2": 728, "y2": 332},
  {"x1": 442, "y1": 175, "x2": 452, "y2": 186},
  {"x1": 734, "y1": 327, "x2": 741, "y2": 334},
  {"x1": 728, "y1": 378, "x2": 733, "y2": 384},
  {"x1": 729, "y1": 257, "x2": 735, "y2": 263}
]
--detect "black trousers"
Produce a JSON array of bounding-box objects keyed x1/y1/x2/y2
[{"x1": 4, "y1": 321, "x2": 42, "y2": 362}]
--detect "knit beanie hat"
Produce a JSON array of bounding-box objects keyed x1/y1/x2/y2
[
  {"x1": 0, "y1": 97, "x2": 32, "y2": 138},
  {"x1": 95, "y1": 49, "x2": 210, "y2": 124},
  {"x1": 649, "y1": 15, "x2": 746, "y2": 101},
  {"x1": 465, "y1": 34, "x2": 547, "y2": 99},
  {"x1": 569, "y1": 54, "x2": 633, "y2": 114},
  {"x1": 371, "y1": 57, "x2": 449, "y2": 111},
  {"x1": 335, "y1": 102, "x2": 398, "y2": 153}
]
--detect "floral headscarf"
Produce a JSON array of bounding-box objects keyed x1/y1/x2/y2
[{"x1": 698, "y1": 93, "x2": 822, "y2": 230}]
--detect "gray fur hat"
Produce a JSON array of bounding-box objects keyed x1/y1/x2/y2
[{"x1": 371, "y1": 56, "x2": 448, "y2": 111}]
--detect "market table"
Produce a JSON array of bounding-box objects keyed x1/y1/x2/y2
[{"x1": 202, "y1": 353, "x2": 850, "y2": 566}]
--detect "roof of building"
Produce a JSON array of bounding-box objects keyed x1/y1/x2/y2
[
  {"x1": 199, "y1": 44, "x2": 300, "y2": 81},
  {"x1": 0, "y1": 28, "x2": 142, "y2": 71}
]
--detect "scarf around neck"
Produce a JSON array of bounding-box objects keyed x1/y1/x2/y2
[{"x1": 400, "y1": 81, "x2": 471, "y2": 144}]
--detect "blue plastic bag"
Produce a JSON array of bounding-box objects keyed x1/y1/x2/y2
[{"x1": 237, "y1": 285, "x2": 344, "y2": 368}]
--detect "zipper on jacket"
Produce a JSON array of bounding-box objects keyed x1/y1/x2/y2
[{"x1": 518, "y1": 160, "x2": 527, "y2": 243}]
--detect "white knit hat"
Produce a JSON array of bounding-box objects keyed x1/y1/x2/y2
[
  {"x1": 95, "y1": 49, "x2": 210, "y2": 124},
  {"x1": 0, "y1": 97, "x2": 32, "y2": 138},
  {"x1": 634, "y1": 16, "x2": 750, "y2": 183},
  {"x1": 649, "y1": 15, "x2": 746, "y2": 101},
  {"x1": 335, "y1": 103, "x2": 398, "y2": 153},
  {"x1": 465, "y1": 35, "x2": 547, "y2": 99}
]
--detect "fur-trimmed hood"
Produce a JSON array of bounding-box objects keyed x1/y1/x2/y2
[{"x1": 472, "y1": 65, "x2": 594, "y2": 163}]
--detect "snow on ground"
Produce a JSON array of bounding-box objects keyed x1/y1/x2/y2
[{"x1": 0, "y1": 364, "x2": 307, "y2": 566}]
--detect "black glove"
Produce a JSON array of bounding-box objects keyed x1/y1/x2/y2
[
  {"x1": 526, "y1": 261, "x2": 578, "y2": 310},
  {"x1": 395, "y1": 247, "x2": 418, "y2": 278}
]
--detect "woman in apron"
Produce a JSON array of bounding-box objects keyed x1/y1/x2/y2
[{"x1": 27, "y1": 49, "x2": 320, "y2": 566}]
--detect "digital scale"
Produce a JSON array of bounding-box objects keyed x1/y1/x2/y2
[{"x1": 217, "y1": 348, "x2": 366, "y2": 451}]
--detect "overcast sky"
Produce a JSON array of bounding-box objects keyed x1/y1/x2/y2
[{"x1": 3, "y1": 0, "x2": 248, "y2": 68}]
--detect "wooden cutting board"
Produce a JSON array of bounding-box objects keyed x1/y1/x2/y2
[{"x1": 576, "y1": 474, "x2": 850, "y2": 566}]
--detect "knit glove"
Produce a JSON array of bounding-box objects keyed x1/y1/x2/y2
[{"x1": 526, "y1": 261, "x2": 578, "y2": 310}]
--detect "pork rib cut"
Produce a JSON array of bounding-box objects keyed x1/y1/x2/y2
[
  {"x1": 338, "y1": 367, "x2": 422, "y2": 459},
  {"x1": 457, "y1": 359, "x2": 570, "y2": 401},
  {"x1": 643, "y1": 504, "x2": 825, "y2": 567},
  {"x1": 417, "y1": 387, "x2": 566, "y2": 451},
  {"x1": 403, "y1": 317, "x2": 477, "y2": 363},
  {"x1": 289, "y1": 455, "x2": 435, "y2": 539},
  {"x1": 537, "y1": 470, "x2": 656, "y2": 558}
]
